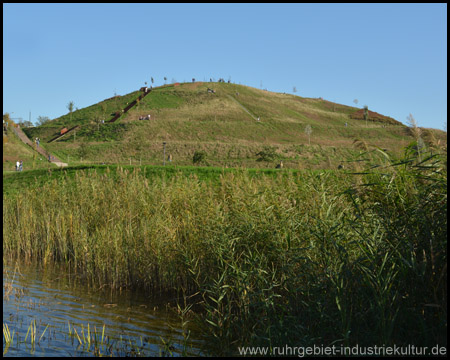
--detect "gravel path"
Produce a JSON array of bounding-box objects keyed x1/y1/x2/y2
[
  {"x1": 52, "y1": 161, "x2": 68, "y2": 167},
  {"x1": 11, "y1": 125, "x2": 66, "y2": 165}
]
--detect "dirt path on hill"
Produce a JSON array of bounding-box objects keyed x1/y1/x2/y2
[
  {"x1": 11, "y1": 125, "x2": 67, "y2": 166},
  {"x1": 52, "y1": 161, "x2": 68, "y2": 167},
  {"x1": 227, "y1": 94, "x2": 259, "y2": 121}
]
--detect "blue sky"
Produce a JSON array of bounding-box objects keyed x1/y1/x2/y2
[{"x1": 3, "y1": 3, "x2": 447, "y2": 130}]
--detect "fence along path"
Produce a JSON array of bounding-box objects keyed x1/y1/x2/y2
[
  {"x1": 108, "y1": 87, "x2": 152, "y2": 123},
  {"x1": 47, "y1": 125, "x2": 80, "y2": 143},
  {"x1": 11, "y1": 125, "x2": 68, "y2": 167}
]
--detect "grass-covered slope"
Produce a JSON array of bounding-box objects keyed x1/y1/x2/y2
[{"x1": 22, "y1": 82, "x2": 447, "y2": 169}]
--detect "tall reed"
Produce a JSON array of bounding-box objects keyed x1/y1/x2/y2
[{"x1": 3, "y1": 150, "x2": 447, "y2": 354}]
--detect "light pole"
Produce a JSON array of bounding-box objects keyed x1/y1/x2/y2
[{"x1": 163, "y1": 142, "x2": 166, "y2": 166}]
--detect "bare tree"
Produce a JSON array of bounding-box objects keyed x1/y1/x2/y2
[
  {"x1": 305, "y1": 124, "x2": 312, "y2": 145},
  {"x1": 100, "y1": 103, "x2": 107, "y2": 119},
  {"x1": 93, "y1": 114, "x2": 102, "y2": 131},
  {"x1": 363, "y1": 105, "x2": 369, "y2": 128},
  {"x1": 164, "y1": 77, "x2": 167, "y2": 84},
  {"x1": 353, "y1": 99, "x2": 359, "y2": 106},
  {"x1": 293, "y1": 86, "x2": 297, "y2": 93}
]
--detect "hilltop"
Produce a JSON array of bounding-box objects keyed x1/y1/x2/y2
[{"x1": 20, "y1": 82, "x2": 447, "y2": 169}]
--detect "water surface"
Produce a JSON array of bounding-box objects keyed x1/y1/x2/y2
[{"x1": 3, "y1": 258, "x2": 204, "y2": 356}]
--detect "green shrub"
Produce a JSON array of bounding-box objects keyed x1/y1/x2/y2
[
  {"x1": 193, "y1": 150, "x2": 207, "y2": 165},
  {"x1": 255, "y1": 145, "x2": 278, "y2": 162}
]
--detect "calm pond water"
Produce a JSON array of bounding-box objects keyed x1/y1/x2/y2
[{"x1": 3, "y1": 258, "x2": 205, "y2": 357}]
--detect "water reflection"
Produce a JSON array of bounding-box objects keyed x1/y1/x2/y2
[{"x1": 3, "y1": 258, "x2": 203, "y2": 357}]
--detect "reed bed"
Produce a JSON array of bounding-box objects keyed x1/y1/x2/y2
[{"x1": 3, "y1": 150, "x2": 447, "y2": 354}]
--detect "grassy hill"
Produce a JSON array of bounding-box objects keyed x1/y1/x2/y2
[{"x1": 21, "y1": 82, "x2": 447, "y2": 169}]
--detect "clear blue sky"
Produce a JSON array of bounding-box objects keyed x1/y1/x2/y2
[{"x1": 3, "y1": 3, "x2": 447, "y2": 130}]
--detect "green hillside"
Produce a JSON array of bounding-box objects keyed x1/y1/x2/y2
[{"x1": 22, "y1": 82, "x2": 447, "y2": 169}]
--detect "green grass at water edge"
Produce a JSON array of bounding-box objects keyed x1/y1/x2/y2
[{"x1": 3, "y1": 163, "x2": 311, "y2": 197}]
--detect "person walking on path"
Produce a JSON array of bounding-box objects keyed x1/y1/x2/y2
[
  {"x1": 16, "y1": 160, "x2": 19, "y2": 171},
  {"x1": 19, "y1": 160, "x2": 23, "y2": 171}
]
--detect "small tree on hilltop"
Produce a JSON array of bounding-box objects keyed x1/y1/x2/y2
[
  {"x1": 353, "y1": 99, "x2": 359, "y2": 107},
  {"x1": 67, "y1": 101, "x2": 75, "y2": 122}
]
